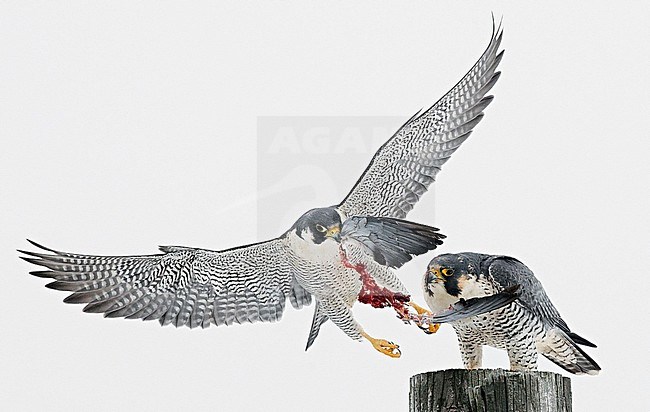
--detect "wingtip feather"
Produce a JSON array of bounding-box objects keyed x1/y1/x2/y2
[
  {"x1": 18, "y1": 249, "x2": 51, "y2": 259},
  {"x1": 29, "y1": 270, "x2": 55, "y2": 278},
  {"x1": 45, "y1": 281, "x2": 80, "y2": 291},
  {"x1": 63, "y1": 294, "x2": 86, "y2": 304},
  {"x1": 26, "y1": 239, "x2": 58, "y2": 253},
  {"x1": 20, "y1": 256, "x2": 42, "y2": 265},
  {"x1": 568, "y1": 331, "x2": 598, "y2": 348}
]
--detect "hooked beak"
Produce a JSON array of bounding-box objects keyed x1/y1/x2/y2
[
  {"x1": 426, "y1": 267, "x2": 445, "y2": 284},
  {"x1": 325, "y1": 225, "x2": 341, "y2": 242}
]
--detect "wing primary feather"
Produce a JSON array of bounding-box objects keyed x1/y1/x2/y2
[
  {"x1": 125, "y1": 297, "x2": 159, "y2": 320},
  {"x1": 63, "y1": 284, "x2": 128, "y2": 305},
  {"x1": 25, "y1": 239, "x2": 59, "y2": 253},
  {"x1": 429, "y1": 285, "x2": 521, "y2": 323},
  {"x1": 567, "y1": 332, "x2": 597, "y2": 348},
  {"x1": 104, "y1": 291, "x2": 147, "y2": 318},
  {"x1": 144, "y1": 295, "x2": 174, "y2": 322},
  {"x1": 337, "y1": 20, "x2": 504, "y2": 218},
  {"x1": 20, "y1": 237, "x2": 302, "y2": 329},
  {"x1": 45, "y1": 280, "x2": 91, "y2": 292}
]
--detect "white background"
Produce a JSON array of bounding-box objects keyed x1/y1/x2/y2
[{"x1": 1, "y1": 2, "x2": 649, "y2": 411}]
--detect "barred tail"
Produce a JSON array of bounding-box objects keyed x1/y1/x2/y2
[
  {"x1": 538, "y1": 328, "x2": 600, "y2": 375},
  {"x1": 305, "y1": 302, "x2": 329, "y2": 351}
]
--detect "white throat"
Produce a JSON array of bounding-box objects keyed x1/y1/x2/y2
[{"x1": 287, "y1": 229, "x2": 340, "y2": 264}]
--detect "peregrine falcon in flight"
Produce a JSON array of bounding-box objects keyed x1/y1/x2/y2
[
  {"x1": 422, "y1": 253, "x2": 600, "y2": 374},
  {"x1": 19, "y1": 23, "x2": 503, "y2": 358}
]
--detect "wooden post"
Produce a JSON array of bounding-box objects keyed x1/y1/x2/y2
[{"x1": 410, "y1": 369, "x2": 572, "y2": 412}]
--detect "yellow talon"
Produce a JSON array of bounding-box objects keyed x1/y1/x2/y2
[
  {"x1": 409, "y1": 302, "x2": 430, "y2": 315},
  {"x1": 428, "y1": 323, "x2": 441, "y2": 334},
  {"x1": 362, "y1": 332, "x2": 401, "y2": 358},
  {"x1": 408, "y1": 302, "x2": 441, "y2": 334}
]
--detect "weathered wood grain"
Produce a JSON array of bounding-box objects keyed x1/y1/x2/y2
[{"x1": 410, "y1": 369, "x2": 571, "y2": 412}]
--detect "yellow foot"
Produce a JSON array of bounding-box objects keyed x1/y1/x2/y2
[
  {"x1": 409, "y1": 302, "x2": 430, "y2": 315},
  {"x1": 408, "y1": 302, "x2": 440, "y2": 335},
  {"x1": 427, "y1": 323, "x2": 441, "y2": 334},
  {"x1": 362, "y1": 332, "x2": 401, "y2": 358}
]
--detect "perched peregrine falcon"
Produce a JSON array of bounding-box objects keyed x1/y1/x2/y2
[
  {"x1": 19, "y1": 23, "x2": 503, "y2": 358},
  {"x1": 422, "y1": 253, "x2": 600, "y2": 374}
]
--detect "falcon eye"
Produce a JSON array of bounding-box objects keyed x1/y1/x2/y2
[
  {"x1": 315, "y1": 224, "x2": 327, "y2": 233},
  {"x1": 441, "y1": 268, "x2": 454, "y2": 277}
]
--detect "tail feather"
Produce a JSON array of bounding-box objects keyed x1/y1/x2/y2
[
  {"x1": 305, "y1": 302, "x2": 329, "y2": 351},
  {"x1": 538, "y1": 328, "x2": 600, "y2": 375}
]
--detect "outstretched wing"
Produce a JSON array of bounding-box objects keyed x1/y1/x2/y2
[
  {"x1": 341, "y1": 216, "x2": 445, "y2": 268},
  {"x1": 19, "y1": 238, "x2": 310, "y2": 329},
  {"x1": 338, "y1": 22, "x2": 503, "y2": 218}
]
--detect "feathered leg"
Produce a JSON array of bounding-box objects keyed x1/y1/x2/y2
[
  {"x1": 318, "y1": 295, "x2": 400, "y2": 358},
  {"x1": 459, "y1": 342, "x2": 483, "y2": 369},
  {"x1": 507, "y1": 339, "x2": 538, "y2": 371}
]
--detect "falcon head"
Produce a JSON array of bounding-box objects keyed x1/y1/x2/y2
[
  {"x1": 290, "y1": 207, "x2": 342, "y2": 245},
  {"x1": 424, "y1": 253, "x2": 481, "y2": 298}
]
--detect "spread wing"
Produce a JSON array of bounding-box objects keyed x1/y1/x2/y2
[
  {"x1": 338, "y1": 22, "x2": 503, "y2": 218},
  {"x1": 19, "y1": 238, "x2": 311, "y2": 329},
  {"x1": 341, "y1": 216, "x2": 445, "y2": 268}
]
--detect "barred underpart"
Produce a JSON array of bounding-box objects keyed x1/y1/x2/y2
[
  {"x1": 424, "y1": 252, "x2": 601, "y2": 375},
  {"x1": 21, "y1": 21, "x2": 504, "y2": 352}
]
